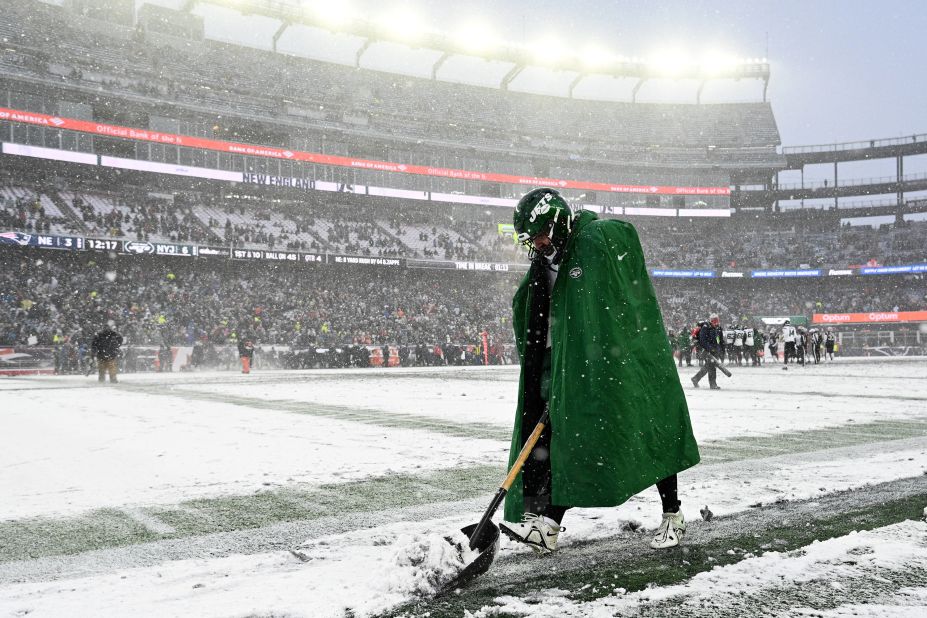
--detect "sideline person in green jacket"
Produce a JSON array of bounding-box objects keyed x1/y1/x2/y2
[
  {"x1": 676, "y1": 329, "x2": 693, "y2": 367},
  {"x1": 500, "y1": 187, "x2": 700, "y2": 553}
]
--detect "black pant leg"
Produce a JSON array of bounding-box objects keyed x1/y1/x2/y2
[
  {"x1": 692, "y1": 361, "x2": 709, "y2": 383},
  {"x1": 656, "y1": 475, "x2": 680, "y2": 513},
  {"x1": 523, "y1": 350, "x2": 573, "y2": 521}
]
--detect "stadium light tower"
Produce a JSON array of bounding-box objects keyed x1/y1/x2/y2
[
  {"x1": 580, "y1": 45, "x2": 616, "y2": 70},
  {"x1": 183, "y1": 1, "x2": 771, "y2": 102},
  {"x1": 646, "y1": 51, "x2": 692, "y2": 78},
  {"x1": 699, "y1": 52, "x2": 740, "y2": 77},
  {"x1": 531, "y1": 36, "x2": 567, "y2": 67},
  {"x1": 378, "y1": 8, "x2": 426, "y2": 43},
  {"x1": 452, "y1": 22, "x2": 497, "y2": 55},
  {"x1": 312, "y1": 2, "x2": 353, "y2": 29}
]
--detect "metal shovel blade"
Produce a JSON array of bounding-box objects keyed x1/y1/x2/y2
[{"x1": 439, "y1": 522, "x2": 500, "y2": 593}]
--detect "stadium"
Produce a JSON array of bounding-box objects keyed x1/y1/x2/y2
[{"x1": 0, "y1": 1, "x2": 925, "y2": 616}]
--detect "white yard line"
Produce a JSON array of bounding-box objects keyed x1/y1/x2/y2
[{"x1": 121, "y1": 508, "x2": 177, "y2": 535}]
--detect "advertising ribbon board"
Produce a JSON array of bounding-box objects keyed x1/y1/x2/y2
[
  {"x1": 0, "y1": 106, "x2": 730, "y2": 196},
  {"x1": 813, "y1": 311, "x2": 927, "y2": 324}
]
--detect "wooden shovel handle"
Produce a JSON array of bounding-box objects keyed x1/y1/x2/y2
[{"x1": 501, "y1": 409, "x2": 549, "y2": 491}]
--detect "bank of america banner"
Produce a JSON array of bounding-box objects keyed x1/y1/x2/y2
[
  {"x1": 1, "y1": 143, "x2": 731, "y2": 217},
  {"x1": 0, "y1": 106, "x2": 730, "y2": 196}
]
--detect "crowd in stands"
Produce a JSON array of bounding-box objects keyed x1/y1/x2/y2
[
  {"x1": 0, "y1": 190, "x2": 54, "y2": 234},
  {"x1": 382, "y1": 214, "x2": 482, "y2": 260},
  {"x1": 0, "y1": 250, "x2": 517, "y2": 354},
  {"x1": 67, "y1": 192, "x2": 212, "y2": 244},
  {"x1": 3, "y1": 179, "x2": 925, "y2": 270},
  {"x1": 324, "y1": 220, "x2": 406, "y2": 257},
  {"x1": 3, "y1": 3, "x2": 924, "y2": 369},
  {"x1": 656, "y1": 278, "x2": 927, "y2": 334},
  {"x1": 0, "y1": 186, "x2": 82, "y2": 236},
  {"x1": 636, "y1": 217, "x2": 927, "y2": 271},
  {"x1": 2, "y1": 247, "x2": 924, "y2": 359}
]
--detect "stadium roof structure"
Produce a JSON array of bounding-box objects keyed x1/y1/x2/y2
[{"x1": 177, "y1": 0, "x2": 771, "y2": 103}]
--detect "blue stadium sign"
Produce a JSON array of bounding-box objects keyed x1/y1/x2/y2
[
  {"x1": 751, "y1": 269, "x2": 822, "y2": 278},
  {"x1": 859, "y1": 263, "x2": 927, "y2": 275},
  {"x1": 651, "y1": 269, "x2": 715, "y2": 278}
]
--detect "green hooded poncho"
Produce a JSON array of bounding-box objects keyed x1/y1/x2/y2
[{"x1": 504, "y1": 210, "x2": 700, "y2": 521}]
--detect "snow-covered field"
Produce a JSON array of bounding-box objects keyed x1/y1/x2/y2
[{"x1": 0, "y1": 359, "x2": 925, "y2": 617}]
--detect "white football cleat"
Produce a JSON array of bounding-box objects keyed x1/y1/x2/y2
[
  {"x1": 500, "y1": 513, "x2": 563, "y2": 553},
  {"x1": 650, "y1": 511, "x2": 686, "y2": 549}
]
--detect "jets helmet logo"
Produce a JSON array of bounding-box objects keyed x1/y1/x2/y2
[{"x1": 528, "y1": 193, "x2": 555, "y2": 223}]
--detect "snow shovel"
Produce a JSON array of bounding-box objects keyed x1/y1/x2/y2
[
  {"x1": 441, "y1": 407, "x2": 550, "y2": 592},
  {"x1": 705, "y1": 352, "x2": 733, "y2": 377}
]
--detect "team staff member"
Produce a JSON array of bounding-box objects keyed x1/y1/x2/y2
[
  {"x1": 91, "y1": 322, "x2": 123, "y2": 383},
  {"x1": 692, "y1": 314, "x2": 723, "y2": 390},
  {"x1": 238, "y1": 336, "x2": 255, "y2": 374},
  {"x1": 782, "y1": 319, "x2": 798, "y2": 364},
  {"x1": 500, "y1": 188, "x2": 700, "y2": 553},
  {"x1": 676, "y1": 328, "x2": 693, "y2": 367}
]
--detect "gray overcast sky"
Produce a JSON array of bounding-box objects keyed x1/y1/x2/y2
[{"x1": 345, "y1": 0, "x2": 927, "y2": 147}]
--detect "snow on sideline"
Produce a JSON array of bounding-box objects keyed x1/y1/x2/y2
[
  {"x1": 0, "y1": 385, "x2": 505, "y2": 520},
  {"x1": 173, "y1": 374, "x2": 518, "y2": 426},
  {"x1": 166, "y1": 359, "x2": 927, "y2": 434},
  {"x1": 3, "y1": 360, "x2": 924, "y2": 521},
  {"x1": 0, "y1": 361, "x2": 925, "y2": 616},
  {"x1": 469, "y1": 520, "x2": 927, "y2": 617},
  {"x1": 1, "y1": 443, "x2": 925, "y2": 617}
]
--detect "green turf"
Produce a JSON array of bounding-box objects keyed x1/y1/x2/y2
[
  {"x1": 0, "y1": 508, "x2": 158, "y2": 561},
  {"x1": 121, "y1": 382, "x2": 512, "y2": 440},
  {"x1": 699, "y1": 418, "x2": 927, "y2": 463},
  {"x1": 0, "y1": 465, "x2": 504, "y2": 563},
  {"x1": 2, "y1": 415, "x2": 925, "y2": 563}
]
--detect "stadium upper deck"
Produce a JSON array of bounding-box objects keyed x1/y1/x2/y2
[{"x1": 0, "y1": 0, "x2": 784, "y2": 205}]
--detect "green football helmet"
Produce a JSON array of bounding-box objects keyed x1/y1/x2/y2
[{"x1": 513, "y1": 188, "x2": 573, "y2": 255}]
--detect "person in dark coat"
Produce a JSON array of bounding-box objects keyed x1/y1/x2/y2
[
  {"x1": 91, "y1": 324, "x2": 123, "y2": 383},
  {"x1": 381, "y1": 344, "x2": 391, "y2": 368},
  {"x1": 691, "y1": 314, "x2": 722, "y2": 390},
  {"x1": 158, "y1": 342, "x2": 173, "y2": 372},
  {"x1": 676, "y1": 328, "x2": 693, "y2": 367},
  {"x1": 824, "y1": 328, "x2": 836, "y2": 360},
  {"x1": 238, "y1": 337, "x2": 255, "y2": 374}
]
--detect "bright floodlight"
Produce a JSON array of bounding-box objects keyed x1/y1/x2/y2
[
  {"x1": 532, "y1": 36, "x2": 567, "y2": 66},
  {"x1": 454, "y1": 22, "x2": 496, "y2": 54},
  {"x1": 580, "y1": 44, "x2": 615, "y2": 69},
  {"x1": 310, "y1": 0, "x2": 353, "y2": 29},
  {"x1": 381, "y1": 8, "x2": 426, "y2": 42},
  {"x1": 647, "y1": 51, "x2": 692, "y2": 77},
  {"x1": 700, "y1": 52, "x2": 739, "y2": 76}
]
